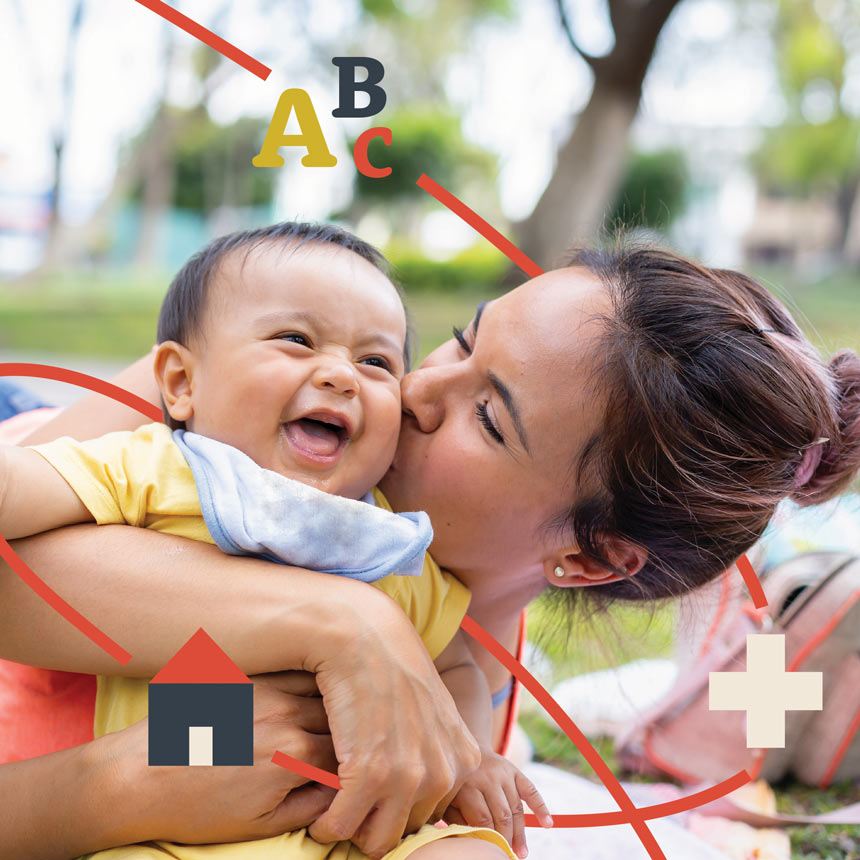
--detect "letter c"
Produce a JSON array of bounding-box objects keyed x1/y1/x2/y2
[{"x1": 353, "y1": 127, "x2": 392, "y2": 178}]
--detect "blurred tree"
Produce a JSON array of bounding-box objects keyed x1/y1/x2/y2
[
  {"x1": 50, "y1": 2, "x2": 243, "y2": 270},
  {"x1": 752, "y1": 0, "x2": 860, "y2": 262},
  {"x1": 128, "y1": 110, "x2": 275, "y2": 214},
  {"x1": 354, "y1": 0, "x2": 512, "y2": 103},
  {"x1": 11, "y1": 0, "x2": 86, "y2": 271},
  {"x1": 516, "y1": 0, "x2": 684, "y2": 266},
  {"x1": 608, "y1": 148, "x2": 689, "y2": 233},
  {"x1": 341, "y1": 106, "x2": 499, "y2": 239}
]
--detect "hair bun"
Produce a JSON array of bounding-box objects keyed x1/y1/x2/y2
[{"x1": 793, "y1": 349, "x2": 860, "y2": 506}]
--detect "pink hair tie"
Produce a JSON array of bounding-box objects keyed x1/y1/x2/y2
[{"x1": 794, "y1": 437, "x2": 829, "y2": 489}]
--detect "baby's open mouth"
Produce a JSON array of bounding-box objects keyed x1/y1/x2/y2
[{"x1": 283, "y1": 415, "x2": 350, "y2": 458}]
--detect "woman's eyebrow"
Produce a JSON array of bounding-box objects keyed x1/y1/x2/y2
[{"x1": 487, "y1": 369, "x2": 530, "y2": 455}]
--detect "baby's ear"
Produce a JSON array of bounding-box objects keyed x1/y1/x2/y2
[{"x1": 153, "y1": 341, "x2": 195, "y2": 424}]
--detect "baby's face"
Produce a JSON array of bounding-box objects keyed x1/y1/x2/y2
[{"x1": 183, "y1": 241, "x2": 406, "y2": 499}]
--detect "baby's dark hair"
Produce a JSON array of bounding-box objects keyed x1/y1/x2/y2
[
  {"x1": 157, "y1": 220, "x2": 412, "y2": 362},
  {"x1": 156, "y1": 222, "x2": 413, "y2": 430},
  {"x1": 549, "y1": 243, "x2": 860, "y2": 609}
]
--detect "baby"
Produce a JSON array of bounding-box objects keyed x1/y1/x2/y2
[{"x1": 0, "y1": 223, "x2": 549, "y2": 860}]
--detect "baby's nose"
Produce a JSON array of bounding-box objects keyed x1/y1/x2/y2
[{"x1": 312, "y1": 359, "x2": 360, "y2": 397}]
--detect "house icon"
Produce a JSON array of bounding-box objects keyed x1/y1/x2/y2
[{"x1": 148, "y1": 628, "x2": 253, "y2": 766}]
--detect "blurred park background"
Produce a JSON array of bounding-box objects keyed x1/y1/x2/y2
[{"x1": 1, "y1": 1, "x2": 859, "y2": 856}]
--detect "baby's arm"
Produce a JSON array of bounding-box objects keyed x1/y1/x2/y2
[
  {"x1": 434, "y1": 632, "x2": 552, "y2": 859},
  {"x1": 0, "y1": 445, "x2": 92, "y2": 539}
]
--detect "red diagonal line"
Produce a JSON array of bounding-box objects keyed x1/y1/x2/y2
[
  {"x1": 416, "y1": 174, "x2": 544, "y2": 279},
  {"x1": 523, "y1": 769, "x2": 751, "y2": 827},
  {"x1": 0, "y1": 535, "x2": 132, "y2": 664},
  {"x1": 134, "y1": 0, "x2": 271, "y2": 81},
  {"x1": 460, "y1": 616, "x2": 665, "y2": 858},
  {"x1": 736, "y1": 553, "x2": 767, "y2": 609},
  {"x1": 272, "y1": 750, "x2": 342, "y2": 790},
  {"x1": 0, "y1": 364, "x2": 163, "y2": 423}
]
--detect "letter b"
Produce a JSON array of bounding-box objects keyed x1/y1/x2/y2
[{"x1": 332, "y1": 57, "x2": 386, "y2": 118}]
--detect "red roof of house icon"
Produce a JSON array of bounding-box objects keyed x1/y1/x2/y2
[{"x1": 151, "y1": 628, "x2": 252, "y2": 685}]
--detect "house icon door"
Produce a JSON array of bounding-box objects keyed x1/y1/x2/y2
[{"x1": 148, "y1": 628, "x2": 253, "y2": 766}]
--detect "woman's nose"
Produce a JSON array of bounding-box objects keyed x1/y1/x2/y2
[
  {"x1": 312, "y1": 358, "x2": 360, "y2": 397},
  {"x1": 400, "y1": 365, "x2": 448, "y2": 432}
]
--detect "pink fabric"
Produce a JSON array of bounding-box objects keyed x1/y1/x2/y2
[
  {"x1": 0, "y1": 407, "x2": 60, "y2": 444},
  {"x1": 0, "y1": 406, "x2": 97, "y2": 762}
]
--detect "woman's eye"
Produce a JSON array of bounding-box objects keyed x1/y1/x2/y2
[
  {"x1": 361, "y1": 356, "x2": 393, "y2": 373},
  {"x1": 452, "y1": 325, "x2": 472, "y2": 354},
  {"x1": 475, "y1": 402, "x2": 504, "y2": 445},
  {"x1": 281, "y1": 333, "x2": 310, "y2": 346}
]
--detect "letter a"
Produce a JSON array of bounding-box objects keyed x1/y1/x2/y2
[{"x1": 252, "y1": 89, "x2": 337, "y2": 168}]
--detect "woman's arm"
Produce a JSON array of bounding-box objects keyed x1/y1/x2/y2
[
  {"x1": 0, "y1": 524, "x2": 481, "y2": 857},
  {"x1": 1, "y1": 676, "x2": 337, "y2": 859}
]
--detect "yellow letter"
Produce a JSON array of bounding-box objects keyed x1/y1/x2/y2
[{"x1": 252, "y1": 89, "x2": 337, "y2": 168}]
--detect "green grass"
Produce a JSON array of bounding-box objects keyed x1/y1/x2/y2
[
  {"x1": 0, "y1": 273, "x2": 487, "y2": 361},
  {"x1": 526, "y1": 597, "x2": 675, "y2": 680},
  {"x1": 0, "y1": 270, "x2": 166, "y2": 358},
  {"x1": 1, "y1": 264, "x2": 856, "y2": 363}
]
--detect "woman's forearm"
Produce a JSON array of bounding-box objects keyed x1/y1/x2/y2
[
  {"x1": 0, "y1": 524, "x2": 401, "y2": 676},
  {"x1": 0, "y1": 733, "x2": 133, "y2": 859}
]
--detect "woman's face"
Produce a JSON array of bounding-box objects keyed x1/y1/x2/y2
[{"x1": 378, "y1": 267, "x2": 612, "y2": 590}]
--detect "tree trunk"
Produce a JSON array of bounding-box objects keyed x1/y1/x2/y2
[
  {"x1": 516, "y1": 0, "x2": 682, "y2": 268},
  {"x1": 135, "y1": 26, "x2": 177, "y2": 268},
  {"x1": 835, "y1": 174, "x2": 860, "y2": 264},
  {"x1": 39, "y1": 0, "x2": 86, "y2": 270},
  {"x1": 516, "y1": 79, "x2": 640, "y2": 267},
  {"x1": 841, "y1": 179, "x2": 860, "y2": 267}
]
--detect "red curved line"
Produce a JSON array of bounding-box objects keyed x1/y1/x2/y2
[
  {"x1": 0, "y1": 364, "x2": 163, "y2": 423},
  {"x1": 0, "y1": 363, "x2": 161, "y2": 662},
  {"x1": 459, "y1": 615, "x2": 665, "y2": 858},
  {"x1": 736, "y1": 553, "x2": 767, "y2": 609},
  {"x1": 523, "y1": 769, "x2": 751, "y2": 827}
]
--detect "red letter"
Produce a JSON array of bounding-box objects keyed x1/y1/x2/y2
[{"x1": 354, "y1": 127, "x2": 392, "y2": 178}]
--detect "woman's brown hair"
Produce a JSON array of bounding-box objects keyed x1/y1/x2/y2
[{"x1": 556, "y1": 244, "x2": 860, "y2": 604}]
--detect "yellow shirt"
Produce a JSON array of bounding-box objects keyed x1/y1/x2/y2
[{"x1": 33, "y1": 423, "x2": 471, "y2": 737}]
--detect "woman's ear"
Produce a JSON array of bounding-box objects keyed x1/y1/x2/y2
[
  {"x1": 543, "y1": 537, "x2": 647, "y2": 588},
  {"x1": 153, "y1": 341, "x2": 195, "y2": 424}
]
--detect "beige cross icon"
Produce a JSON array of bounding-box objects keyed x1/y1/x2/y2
[{"x1": 709, "y1": 634, "x2": 822, "y2": 748}]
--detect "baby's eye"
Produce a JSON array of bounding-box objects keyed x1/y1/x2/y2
[
  {"x1": 361, "y1": 356, "x2": 393, "y2": 373},
  {"x1": 281, "y1": 333, "x2": 311, "y2": 346}
]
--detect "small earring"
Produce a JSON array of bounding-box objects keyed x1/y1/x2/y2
[{"x1": 553, "y1": 566, "x2": 565, "y2": 578}]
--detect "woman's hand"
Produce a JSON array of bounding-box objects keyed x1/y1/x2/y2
[
  {"x1": 109, "y1": 671, "x2": 338, "y2": 847},
  {"x1": 2, "y1": 672, "x2": 337, "y2": 860},
  {"x1": 306, "y1": 595, "x2": 482, "y2": 860}
]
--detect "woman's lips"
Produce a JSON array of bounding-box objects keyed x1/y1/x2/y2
[{"x1": 282, "y1": 418, "x2": 347, "y2": 466}]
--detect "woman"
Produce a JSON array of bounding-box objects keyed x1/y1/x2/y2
[{"x1": 2, "y1": 246, "x2": 859, "y2": 859}]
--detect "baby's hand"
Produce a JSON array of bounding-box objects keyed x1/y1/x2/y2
[{"x1": 442, "y1": 747, "x2": 553, "y2": 859}]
